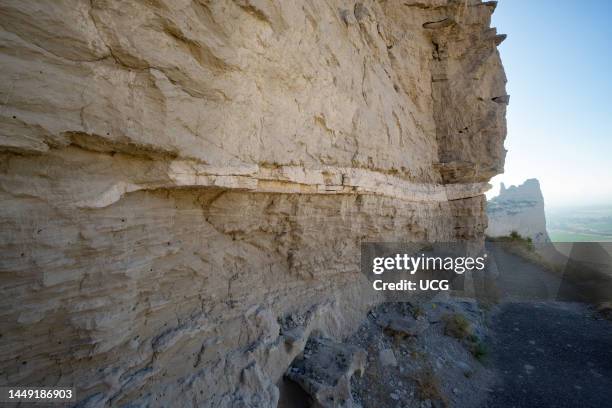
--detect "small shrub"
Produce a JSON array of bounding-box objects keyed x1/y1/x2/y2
[
  {"x1": 412, "y1": 366, "x2": 448, "y2": 407},
  {"x1": 470, "y1": 341, "x2": 488, "y2": 361},
  {"x1": 506, "y1": 231, "x2": 534, "y2": 250},
  {"x1": 412, "y1": 305, "x2": 425, "y2": 319},
  {"x1": 487, "y1": 231, "x2": 535, "y2": 252},
  {"x1": 442, "y1": 313, "x2": 472, "y2": 340}
]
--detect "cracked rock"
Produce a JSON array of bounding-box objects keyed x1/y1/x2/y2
[{"x1": 285, "y1": 337, "x2": 366, "y2": 408}]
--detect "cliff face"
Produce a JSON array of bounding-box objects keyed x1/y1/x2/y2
[
  {"x1": 487, "y1": 179, "x2": 550, "y2": 243},
  {"x1": 0, "y1": 1, "x2": 507, "y2": 406}
]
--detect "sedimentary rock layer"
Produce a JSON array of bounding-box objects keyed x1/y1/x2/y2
[
  {"x1": 0, "y1": 1, "x2": 506, "y2": 406},
  {"x1": 487, "y1": 179, "x2": 550, "y2": 243}
]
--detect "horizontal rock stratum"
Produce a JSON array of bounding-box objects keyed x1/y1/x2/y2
[{"x1": 0, "y1": 1, "x2": 507, "y2": 406}]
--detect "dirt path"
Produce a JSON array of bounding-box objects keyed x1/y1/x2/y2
[
  {"x1": 485, "y1": 244, "x2": 563, "y2": 301},
  {"x1": 484, "y1": 247, "x2": 612, "y2": 407}
]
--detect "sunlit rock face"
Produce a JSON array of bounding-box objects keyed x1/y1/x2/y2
[
  {"x1": 0, "y1": 1, "x2": 506, "y2": 406},
  {"x1": 487, "y1": 179, "x2": 551, "y2": 243}
]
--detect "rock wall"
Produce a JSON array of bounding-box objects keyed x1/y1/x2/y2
[
  {"x1": 487, "y1": 179, "x2": 550, "y2": 243},
  {"x1": 0, "y1": 1, "x2": 507, "y2": 406}
]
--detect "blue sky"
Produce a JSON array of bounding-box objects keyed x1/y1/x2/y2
[{"x1": 486, "y1": 0, "x2": 612, "y2": 208}]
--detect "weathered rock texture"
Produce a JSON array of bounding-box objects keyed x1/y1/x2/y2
[
  {"x1": 0, "y1": 1, "x2": 506, "y2": 406},
  {"x1": 285, "y1": 336, "x2": 366, "y2": 407},
  {"x1": 487, "y1": 179, "x2": 550, "y2": 243}
]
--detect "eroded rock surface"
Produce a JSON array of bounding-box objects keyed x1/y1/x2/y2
[
  {"x1": 0, "y1": 1, "x2": 506, "y2": 406},
  {"x1": 348, "y1": 300, "x2": 494, "y2": 408},
  {"x1": 487, "y1": 179, "x2": 550, "y2": 243},
  {"x1": 377, "y1": 313, "x2": 430, "y2": 339},
  {"x1": 285, "y1": 337, "x2": 366, "y2": 408}
]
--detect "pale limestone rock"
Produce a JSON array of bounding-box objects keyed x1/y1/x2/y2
[
  {"x1": 0, "y1": 1, "x2": 507, "y2": 406},
  {"x1": 379, "y1": 348, "x2": 398, "y2": 367},
  {"x1": 286, "y1": 337, "x2": 366, "y2": 408},
  {"x1": 487, "y1": 179, "x2": 551, "y2": 243}
]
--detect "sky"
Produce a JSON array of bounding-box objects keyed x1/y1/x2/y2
[{"x1": 486, "y1": 0, "x2": 612, "y2": 208}]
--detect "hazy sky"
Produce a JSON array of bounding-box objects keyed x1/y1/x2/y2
[{"x1": 486, "y1": 0, "x2": 612, "y2": 208}]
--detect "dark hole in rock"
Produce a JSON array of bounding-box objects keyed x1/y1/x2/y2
[{"x1": 277, "y1": 376, "x2": 313, "y2": 408}]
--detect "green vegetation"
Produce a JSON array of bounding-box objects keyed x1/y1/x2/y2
[
  {"x1": 549, "y1": 230, "x2": 612, "y2": 242},
  {"x1": 412, "y1": 366, "x2": 448, "y2": 407},
  {"x1": 443, "y1": 313, "x2": 489, "y2": 362},
  {"x1": 470, "y1": 340, "x2": 488, "y2": 362},
  {"x1": 442, "y1": 313, "x2": 472, "y2": 340},
  {"x1": 547, "y1": 205, "x2": 612, "y2": 242},
  {"x1": 411, "y1": 305, "x2": 425, "y2": 319},
  {"x1": 487, "y1": 230, "x2": 534, "y2": 251}
]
